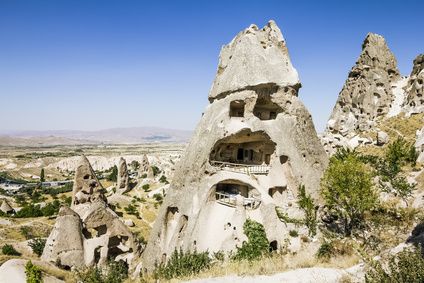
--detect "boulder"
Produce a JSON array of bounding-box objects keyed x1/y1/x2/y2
[{"x1": 377, "y1": 131, "x2": 389, "y2": 146}]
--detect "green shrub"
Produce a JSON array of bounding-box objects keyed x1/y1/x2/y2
[
  {"x1": 316, "y1": 241, "x2": 334, "y2": 260},
  {"x1": 153, "y1": 193, "x2": 163, "y2": 204},
  {"x1": 233, "y1": 219, "x2": 269, "y2": 261},
  {"x1": 107, "y1": 165, "x2": 118, "y2": 182},
  {"x1": 365, "y1": 246, "x2": 424, "y2": 283},
  {"x1": 2, "y1": 244, "x2": 21, "y2": 256},
  {"x1": 289, "y1": 230, "x2": 299, "y2": 237},
  {"x1": 25, "y1": 260, "x2": 42, "y2": 283},
  {"x1": 154, "y1": 248, "x2": 211, "y2": 280},
  {"x1": 140, "y1": 173, "x2": 147, "y2": 179},
  {"x1": 275, "y1": 207, "x2": 302, "y2": 225},
  {"x1": 321, "y1": 150, "x2": 377, "y2": 235},
  {"x1": 28, "y1": 238, "x2": 46, "y2": 257},
  {"x1": 124, "y1": 204, "x2": 140, "y2": 218},
  {"x1": 142, "y1": 184, "x2": 150, "y2": 192},
  {"x1": 77, "y1": 260, "x2": 128, "y2": 283},
  {"x1": 159, "y1": 175, "x2": 168, "y2": 184},
  {"x1": 151, "y1": 166, "x2": 160, "y2": 176},
  {"x1": 297, "y1": 184, "x2": 318, "y2": 236}
]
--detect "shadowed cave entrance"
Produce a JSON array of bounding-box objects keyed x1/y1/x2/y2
[
  {"x1": 253, "y1": 93, "x2": 283, "y2": 120},
  {"x1": 211, "y1": 179, "x2": 261, "y2": 209},
  {"x1": 209, "y1": 129, "x2": 275, "y2": 174}
]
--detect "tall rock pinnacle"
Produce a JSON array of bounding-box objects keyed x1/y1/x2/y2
[
  {"x1": 209, "y1": 20, "x2": 300, "y2": 102},
  {"x1": 142, "y1": 20, "x2": 328, "y2": 270},
  {"x1": 321, "y1": 33, "x2": 401, "y2": 154}
]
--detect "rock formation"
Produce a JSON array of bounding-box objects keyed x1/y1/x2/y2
[
  {"x1": 138, "y1": 154, "x2": 153, "y2": 179},
  {"x1": 42, "y1": 155, "x2": 141, "y2": 270},
  {"x1": 0, "y1": 199, "x2": 14, "y2": 214},
  {"x1": 142, "y1": 20, "x2": 328, "y2": 270},
  {"x1": 404, "y1": 54, "x2": 424, "y2": 115},
  {"x1": 416, "y1": 126, "x2": 424, "y2": 163},
  {"x1": 321, "y1": 33, "x2": 401, "y2": 154},
  {"x1": 117, "y1": 157, "x2": 129, "y2": 194},
  {"x1": 41, "y1": 206, "x2": 85, "y2": 268}
]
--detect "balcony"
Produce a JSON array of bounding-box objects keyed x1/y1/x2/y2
[
  {"x1": 210, "y1": 160, "x2": 270, "y2": 175},
  {"x1": 215, "y1": 191, "x2": 261, "y2": 209}
]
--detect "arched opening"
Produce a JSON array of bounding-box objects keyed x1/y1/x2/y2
[
  {"x1": 210, "y1": 129, "x2": 275, "y2": 166},
  {"x1": 253, "y1": 94, "x2": 283, "y2": 120},
  {"x1": 211, "y1": 179, "x2": 261, "y2": 209},
  {"x1": 229, "y1": 100, "x2": 245, "y2": 117}
]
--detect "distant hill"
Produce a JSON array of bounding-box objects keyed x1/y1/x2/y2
[{"x1": 0, "y1": 127, "x2": 192, "y2": 146}]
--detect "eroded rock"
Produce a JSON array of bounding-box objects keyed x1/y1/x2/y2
[
  {"x1": 117, "y1": 157, "x2": 129, "y2": 194},
  {"x1": 142, "y1": 20, "x2": 328, "y2": 270}
]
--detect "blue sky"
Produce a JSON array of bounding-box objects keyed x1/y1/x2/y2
[{"x1": 0, "y1": 0, "x2": 423, "y2": 132}]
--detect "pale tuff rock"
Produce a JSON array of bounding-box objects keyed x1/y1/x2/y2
[
  {"x1": 0, "y1": 259, "x2": 64, "y2": 283},
  {"x1": 43, "y1": 155, "x2": 141, "y2": 270},
  {"x1": 72, "y1": 155, "x2": 105, "y2": 206},
  {"x1": 41, "y1": 206, "x2": 85, "y2": 269},
  {"x1": 327, "y1": 33, "x2": 399, "y2": 135},
  {"x1": 0, "y1": 199, "x2": 14, "y2": 214},
  {"x1": 404, "y1": 54, "x2": 424, "y2": 115},
  {"x1": 322, "y1": 33, "x2": 400, "y2": 154},
  {"x1": 138, "y1": 154, "x2": 153, "y2": 178},
  {"x1": 416, "y1": 126, "x2": 424, "y2": 163},
  {"x1": 377, "y1": 131, "x2": 389, "y2": 146},
  {"x1": 208, "y1": 20, "x2": 300, "y2": 102},
  {"x1": 142, "y1": 21, "x2": 328, "y2": 270},
  {"x1": 117, "y1": 157, "x2": 129, "y2": 194}
]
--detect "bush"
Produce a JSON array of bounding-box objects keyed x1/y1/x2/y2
[
  {"x1": 107, "y1": 165, "x2": 118, "y2": 182},
  {"x1": 154, "y1": 248, "x2": 211, "y2": 280},
  {"x1": 289, "y1": 230, "x2": 298, "y2": 237},
  {"x1": 142, "y1": 184, "x2": 150, "y2": 192},
  {"x1": 321, "y1": 150, "x2": 377, "y2": 235},
  {"x1": 28, "y1": 238, "x2": 46, "y2": 257},
  {"x1": 77, "y1": 260, "x2": 128, "y2": 283},
  {"x1": 25, "y1": 261, "x2": 42, "y2": 283},
  {"x1": 316, "y1": 241, "x2": 334, "y2": 260},
  {"x1": 297, "y1": 184, "x2": 318, "y2": 237},
  {"x1": 365, "y1": 246, "x2": 424, "y2": 283},
  {"x1": 151, "y1": 166, "x2": 160, "y2": 176},
  {"x1": 159, "y1": 175, "x2": 168, "y2": 184},
  {"x1": 233, "y1": 219, "x2": 269, "y2": 261},
  {"x1": 2, "y1": 244, "x2": 21, "y2": 256},
  {"x1": 153, "y1": 193, "x2": 163, "y2": 204}
]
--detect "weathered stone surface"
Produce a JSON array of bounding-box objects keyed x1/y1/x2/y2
[
  {"x1": 327, "y1": 33, "x2": 399, "y2": 135},
  {"x1": 41, "y1": 206, "x2": 85, "y2": 269},
  {"x1": 72, "y1": 155, "x2": 105, "y2": 206},
  {"x1": 143, "y1": 21, "x2": 328, "y2": 270},
  {"x1": 416, "y1": 126, "x2": 424, "y2": 163},
  {"x1": 404, "y1": 54, "x2": 424, "y2": 115},
  {"x1": 377, "y1": 131, "x2": 389, "y2": 146},
  {"x1": 0, "y1": 199, "x2": 14, "y2": 214},
  {"x1": 208, "y1": 20, "x2": 300, "y2": 102},
  {"x1": 322, "y1": 33, "x2": 400, "y2": 154},
  {"x1": 43, "y1": 156, "x2": 142, "y2": 271},
  {"x1": 0, "y1": 259, "x2": 64, "y2": 283},
  {"x1": 138, "y1": 154, "x2": 153, "y2": 178},
  {"x1": 117, "y1": 157, "x2": 129, "y2": 194}
]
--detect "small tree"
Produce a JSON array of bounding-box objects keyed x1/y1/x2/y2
[
  {"x1": 297, "y1": 184, "x2": 318, "y2": 237},
  {"x1": 2, "y1": 244, "x2": 21, "y2": 256},
  {"x1": 107, "y1": 165, "x2": 118, "y2": 182},
  {"x1": 28, "y1": 238, "x2": 47, "y2": 257},
  {"x1": 40, "y1": 168, "x2": 45, "y2": 183},
  {"x1": 233, "y1": 219, "x2": 269, "y2": 261},
  {"x1": 25, "y1": 261, "x2": 42, "y2": 283},
  {"x1": 321, "y1": 151, "x2": 377, "y2": 235}
]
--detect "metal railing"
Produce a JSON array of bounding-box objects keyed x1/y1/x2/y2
[
  {"x1": 210, "y1": 161, "x2": 270, "y2": 175},
  {"x1": 215, "y1": 192, "x2": 261, "y2": 209}
]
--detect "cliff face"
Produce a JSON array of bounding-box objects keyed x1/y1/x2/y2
[
  {"x1": 404, "y1": 54, "x2": 424, "y2": 115},
  {"x1": 142, "y1": 21, "x2": 328, "y2": 270}
]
